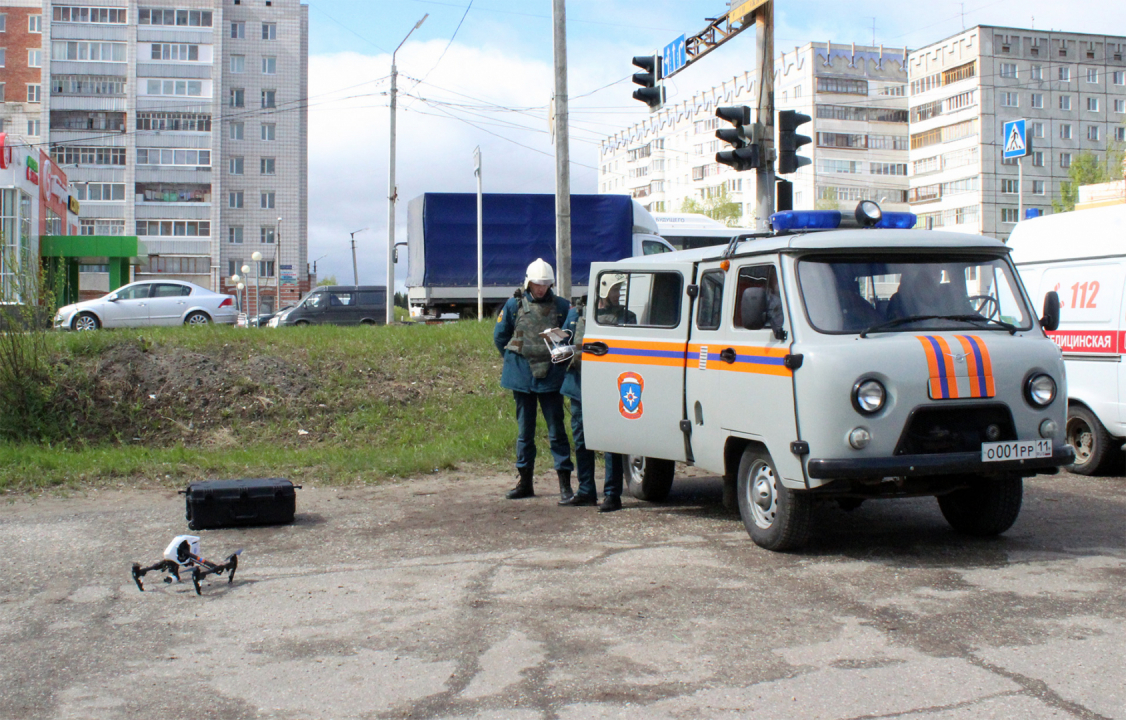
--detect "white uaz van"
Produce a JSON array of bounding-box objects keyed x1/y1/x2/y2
[{"x1": 580, "y1": 203, "x2": 1071, "y2": 551}]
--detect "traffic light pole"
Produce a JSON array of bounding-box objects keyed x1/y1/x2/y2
[
  {"x1": 755, "y1": 3, "x2": 775, "y2": 230},
  {"x1": 552, "y1": 0, "x2": 572, "y2": 301}
]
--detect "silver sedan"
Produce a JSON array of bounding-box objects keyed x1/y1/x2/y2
[{"x1": 54, "y1": 280, "x2": 238, "y2": 330}]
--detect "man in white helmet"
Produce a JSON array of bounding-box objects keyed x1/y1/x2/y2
[{"x1": 493, "y1": 258, "x2": 574, "y2": 501}]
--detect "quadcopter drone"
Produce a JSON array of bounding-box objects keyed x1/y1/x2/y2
[{"x1": 131, "y1": 535, "x2": 242, "y2": 596}]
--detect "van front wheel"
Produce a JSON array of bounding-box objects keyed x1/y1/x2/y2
[
  {"x1": 625, "y1": 456, "x2": 674, "y2": 502},
  {"x1": 736, "y1": 448, "x2": 812, "y2": 551}
]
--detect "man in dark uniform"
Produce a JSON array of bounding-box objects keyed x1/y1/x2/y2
[{"x1": 493, "y1": 259, "x2": 574, "y2": 501}]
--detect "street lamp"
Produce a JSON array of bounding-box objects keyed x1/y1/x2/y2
[
  {"x1": 276, "y1": 217, "x2": 282, "y2": 313},
  {"x1": 231, "y1": 274, "x2": 241, "y2": 312},
  {"x1": 251, "y1": 251, "x2": 262, "y2": 324},
  {"x1": 349, "y1": 227, "x2": 368, "y2": 286},
  {"x1": 387, "y1": 13, "x2": 428, "y2": 325}
]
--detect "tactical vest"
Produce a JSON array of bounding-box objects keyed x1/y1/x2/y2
[{"x1": 504, "y1": 294, "x2": 557, "y2": 379}]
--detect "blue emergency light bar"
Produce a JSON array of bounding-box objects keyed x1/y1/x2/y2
[
  {"x1": 770, "y1": 210, "x2": 841, "y2": 232},
  {"x1": 874, "y1": 212, "x2": 918, "y2": 229}
]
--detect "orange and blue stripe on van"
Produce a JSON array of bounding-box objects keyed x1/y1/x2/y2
[
  {"x1": 581, "y1": 338, "x2": 791, "y2": 377},
  {"x1": 917, "y1": 334, "x2": 995, "y2": 400},
  {"x1": 580, "y1": 338, "x2": 688, "y2": 368}
]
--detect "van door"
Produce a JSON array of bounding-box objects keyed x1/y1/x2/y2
[{"x1": 581, "y1": 262, "x2": 694, "y2": 461}]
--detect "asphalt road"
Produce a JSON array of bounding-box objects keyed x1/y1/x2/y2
[{"x1": 0, "y1": 468, "x2": 1122, "y2": 720}]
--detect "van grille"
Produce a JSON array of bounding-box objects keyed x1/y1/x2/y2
[{"x1": 894, "y1": 403, "x2": 1016, "y2": 456}]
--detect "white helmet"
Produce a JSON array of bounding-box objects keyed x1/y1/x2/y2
[
  {"x1": 599, "y1": 273, "x2": 627, "y2": 299},
  {"x1": 524, "y1": 258, "x2": 555, "y2": 289}
]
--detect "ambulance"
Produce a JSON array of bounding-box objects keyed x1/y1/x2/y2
[
  {"x1": 579, "y1": 202, "x2": 1072, "y2": 550},
  {"x1": 1007, "y1": 204, "x2": 1126, "y2": 475}
]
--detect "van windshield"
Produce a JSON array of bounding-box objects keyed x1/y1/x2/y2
[{"x1": 797, "y1": 253, "x2": 1033, "y2": 334}]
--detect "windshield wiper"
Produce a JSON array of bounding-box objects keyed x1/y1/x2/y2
[{"x1": 860, "y1": 314, "x2": 1017, "y2": 338}]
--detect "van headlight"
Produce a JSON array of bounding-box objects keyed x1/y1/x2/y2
[
  {"x1": 1025, "y1": 374, "x2": 1056, "y2": 407},
  {"x1": 852, "y1": 378, "x2": 886, "y2": 415}
]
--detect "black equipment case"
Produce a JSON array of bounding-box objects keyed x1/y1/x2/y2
[{"x1": 182, "y1": 478, "x2": 299, "y2": 530}]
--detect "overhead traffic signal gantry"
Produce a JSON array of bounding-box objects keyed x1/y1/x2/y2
[
  {"x1": 631, "y1": 55, "x2": 664, "y2": 110},
  {"x1": 714, "y1": 105, "x2": 761, "y2": 172},
  {"x1": 777, "y1": 110, "x2": 812, "y2": 175}
]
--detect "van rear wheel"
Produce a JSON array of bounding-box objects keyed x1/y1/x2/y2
[
  {"x1": 625, "y1": 456, "x2": 674, "y2": 502},
  {"x1": 736, "y1": 448, "x2": 811, "y2": 551},
  {"x1": 937, "y1": 474, "x2": 1022, "y2": 536},
  {"x1": 1066, "y1": 405, "x2": 1116, "y2": 475}
]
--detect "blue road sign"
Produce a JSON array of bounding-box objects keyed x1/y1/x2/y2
[
  {"x1": 1003, "y1": 119, "x2": 1028, "y2": 159},
  {"x1": 662, "y1": 35, "x2": 687, "y2": 78}
]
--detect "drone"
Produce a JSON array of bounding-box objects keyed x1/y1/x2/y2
[{"x1": 131, "y1": 535, "x2": 242, "y2": 596}]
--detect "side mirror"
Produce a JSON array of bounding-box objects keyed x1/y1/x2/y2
[
  {"x1": 741, "y1": 287, "x2": 768, "y2": 330},
  {"x1": 1041, "y1": 290, "x2": 1060, "y2": 332},
  {"x1": 107, "y1": 295, "x2": 119, "y2": 302}
]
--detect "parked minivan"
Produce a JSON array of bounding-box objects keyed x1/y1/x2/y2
[{"x1": 268, "y1": 285, "x2": 387, "y2": 327}]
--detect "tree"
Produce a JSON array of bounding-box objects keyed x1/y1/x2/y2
[
  {"x1": 1054, "y1": 145, "x2": 1126, "y2": 213},
  {"x1": 317, "y1": 274, "x2": 337, "y2": 287},
  {"x1": 394, "y1": 291, "x2": 407, "y2": 309},
  {"x1": 679, "y1": 186, "x2": 743, "y2": 226}
]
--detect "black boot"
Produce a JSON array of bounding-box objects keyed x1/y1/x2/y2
[
  {"x1": 506, "y1": 467, "x2": 534, "y2": 499},
  {"x1": 556, "y1": 470, "x2": 574, "y2": 504},
  {"x1": 599, "y1": 495, "x2": 622, "y2": 513}
]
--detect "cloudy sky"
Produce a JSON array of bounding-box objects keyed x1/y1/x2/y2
[{"x1": 305, "y1": 0, "x2": 1126, "y2": 288}]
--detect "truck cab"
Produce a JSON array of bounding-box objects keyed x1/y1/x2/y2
[{"x1": 581, "y1": 203, "x2": 1072, "y2": 550}]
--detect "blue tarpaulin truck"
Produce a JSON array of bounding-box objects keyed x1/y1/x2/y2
[{"x1": 405, "y1": 193, "x2": 673, "y2": 318}]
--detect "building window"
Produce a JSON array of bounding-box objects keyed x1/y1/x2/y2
[
  {"x1": 1033, "y1": 151, "x2": 1044, "y2": 167},
  {"x1": 55, "y1": 6, "x2": 129, "y2": 23},
  {"x1": 229, "y1": 157, "x2": 244, "y2": 175},
  {"x1": 1059, "y1": 95, "x2": 1072, "y2": 110},
  {"x1": 230, "y1": 121, "x2": 244, "y2": 140},
  {"x1": 1060, "y1": 152, "x2": 1072, "y2": 168},
  {"x1": 261, "y1": 89, "x2": 276, "y2": 108},
  {"x1": 262, "y1": 56, "x2": 276, "y2": 74},
  {"x1": 228, "y1": 259, "x2": 241, "y2": 276},
  {"x1": 230, "y1": 88, "x2": 244, "y2": 107},
  {"x1": 27, "y1": 84, "x2": 41, "y2": 102},
  {"x1": 51, "y1": 41, "x2": 127, "y2": 62},
  {"x1": 1086, "y1": 68, "x2": 1099, "y2": 83},
  {"x1": 1001, "y1": 208, "x2": 1019, "y2": 223},
  {"x1": 27, "y1": 119, "x2": 40, "y2": 136},
  {"x1": 262, "y1": 23, "x2": 276, "y2": 40},
  {"x1": 51, "y1": 146, "x2": 126, "y2": 165},
  {"x1": 0, "y1": 49, "x2": 5, "y2": 68},
  {"x1": 1116, "y1": 127, "x2": 1126, "y2": 142},
  {"x1": 230, "y1": 54, "x2": 244, "y2": 73},
  {"x1": 137, "y1": 148, "x2": 211, "y2": 166},
  {"x1": 0, "y1": 14, "x2": 5, "y2": 32},
  {"x1": 1032, "y1": 181, "x2": 1045, "y2": 195},
  {"x1": 260, "y1": 157, "x2": 275, "y2": 175},
  {"x1": 1087, "y1": 97, "x2": 1099, "y2": 112},
  {"x1": 1030, "y1": 64, "x2": 1042, "y2": 80},
  {"x1": 258, "y1": 261, "x2": 274, "y2": 277},
  {"x1": 815, "y1": 77, "x2": 867, "y2": 95},
  {"x1": 1115, "y1": 71, "x2": 1126, "y2": 85},
  {"x1": 28, "y1": 49, "x2": 41, "y2": 67},
  {"x1": 145, "y1": 79, "x2": 203, "y2": 97},
  {"x1": 228, "y1": 227, "x2": 243, "y2": 244},
  {"x1": 139, "y1": 9, "x2": 212, "y2": 26},
  {"x1": 261, "y1": 123, "x2": 275, "y2": 141},
  {"x1": 74, "y1": 183, "x2": 125, "y2": 200},
  {"x1": 1059, "y1": 66, "x2": 1071, "y2": 81},
  {"x1": 1115, "y1": 99, "x2": 1126, "y2": 113},
  {"x1": 260, "y1": 191, "x2": 275, "y2": 209},
  {"x1": 260, "y1": 226, "x2": 275, "y2": 244},
  {"x1": 135, "y1": 220, "x2": 210, "y2": 237},
  {"x1": 151, "y1": 43, "x2": 199, "y2": 61},
  {"x1": 1000, "y1": 91, "x2": 1018, "y2": 107},
  {"x1": 1088, "y1": 125, "x2": 1100, "y2": 141},
  {"x1": 55, "y1": 75, "x2": 126, "y2": 96},
  {"x1": 1060, "y1": 124, "x2": 1072, "y2": 139},
  {"x1": 136, "y1": 112, "x2": 210, "y2": 131},
  {"x1": 230, "y1": 21, "x2": 245, "y2": 39},
  {"x1": 1001, "y1": 179, "x2": 1019, "y2": 194},
  {"x1": 999, "y1": 62, "x2": 1017, "y2": 78},
  {"x1": 1031, "y1": 93, "x2": 1043, "y2": 108},
  {"x1": 228, "y1": 191, "x2": 243, "y2": 209},
  {"x1": 1032, "y1": 122, "x2": 1044, "y2": 138},
  {"x1": 80, "y1": 219, "x2": 124, "y2": 235}
]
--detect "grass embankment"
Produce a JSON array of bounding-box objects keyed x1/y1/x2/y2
[{"x1": 0, "y1": 321, "x2": 534, "y2": 492}]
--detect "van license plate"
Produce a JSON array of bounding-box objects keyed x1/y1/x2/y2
[{"x1": 981, "y1": 440, "x2": 1052, "y2": 462}]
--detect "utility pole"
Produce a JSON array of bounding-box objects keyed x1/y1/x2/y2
[
  {"x1": 474, "y1": 146, "x2": 484, "y2": 320},
  {"x1": 755, "y1": 1, "x2": 775, "y2": 230},
  {"x1": 349, "y1": 227, "x2": 368, "y2": 285},
  {"x1": 276, "y1": 217, "x2": 282, "y2": 313},
  {"x1": 551, "y1": 0, "x2": 572, "y2": 300},
  {"x1": 386, "y1": 14, "x2": 428, "y2": 325}
]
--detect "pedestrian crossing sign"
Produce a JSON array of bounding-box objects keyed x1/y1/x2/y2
[{"x1": 1003, "y1": 119, "x2": 1028, "y2": 159}]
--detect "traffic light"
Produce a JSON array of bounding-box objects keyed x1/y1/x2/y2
[
  {"x1": 777, "y1": 110, "x2": 812, "y2": 175},
  {"x1": 631, "y1": 55, "x2": 664, "y2": 110},
  {"x1": 714, "y1": 105, "x2": 761, "y2": 172}
]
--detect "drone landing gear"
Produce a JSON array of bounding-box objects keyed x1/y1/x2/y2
[{"x1": 131, "y1": 536, "x2": 242, "y2": 595}]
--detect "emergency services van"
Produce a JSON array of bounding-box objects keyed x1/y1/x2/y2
[
  {"x1": 580, "y1": 202, "x2": 1072, "y2": 551},
  {"x1": 1008, "y1": 204, "x2": 1126, "y2": 475}
]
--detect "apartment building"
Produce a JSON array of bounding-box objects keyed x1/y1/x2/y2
[
  {"x1": 0, "y1": 0, "x2": 46, "y2": 143},
  {"x1": 907, "y1": 26, "x2": 1126, "y2": 238},
  {"x1": 32, "y1": 0, "x2": 308, "y2": 313},
  {"x1": 600, "y1": 42, "x2": 911, "y2": 226}
]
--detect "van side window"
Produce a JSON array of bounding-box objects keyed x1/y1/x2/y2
[
  {"x1": 594, "y1": 270, "x2": 683, "y2": 328},
  {"x1": 306, "y1": 294, "x2": 326, "y2": 309},
  {"x1": 329, "y1": 292, "x2": 353, "y2": 306},
  {"x1": 696, "y1": 270, "x2": 725, "y2": 330},
  {"x1": 733, "y1": 265, "x2": 783, "y2": 330},
  {"x1": 357, "y1": 292, "x2": 383, "y2": 306}
]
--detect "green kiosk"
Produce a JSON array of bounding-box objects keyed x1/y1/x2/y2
[{"x1": 40, "y1": 235, "x2": 147, "y2": 306}]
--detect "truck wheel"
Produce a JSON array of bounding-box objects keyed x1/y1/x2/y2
[
  {"x1": 937, "y1": 474, "x2": 1022, "y2": 536},
  {"x1": 736, "y1": 448, "x2": 812, "y2": 551},
  {"x1": 1066, "y1": 405, "x2": 1116, "y2": 475},
  {"x1": 625, "y1": 456, "x2": 675, "y2": 502}
]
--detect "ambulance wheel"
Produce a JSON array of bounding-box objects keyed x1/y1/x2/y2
[
  {"x1": 736, "y1": 448, "x2": 811, "y2": 551},
  {"x1": 625, "y1": 456, "x2": 675, "y2": 502},
  {"x1": 937, "y1": 474, "x2": 1022, "y2": 536},
  {"x1": 1066, "y1": 405, "x2": 1114, "y2": 475}
]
